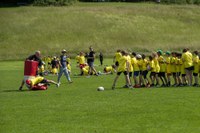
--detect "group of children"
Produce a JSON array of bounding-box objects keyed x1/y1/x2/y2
[
  {"x1": 22, "y1": 48, "x2": 199, "y2": 91},
  {"x1": 43, "y1": 48, "x2": 199, "y2": 89},
  {"x1": 111, "y1": 48, "x2": 200, "y2": 89}
]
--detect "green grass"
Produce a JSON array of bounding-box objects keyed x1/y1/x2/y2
[
  {"x1": 1, "y1": 59, "x2": 200, "y2": 133},
  {"x1": 0, "y1": 3, "x2": 200, "y2": 60}
]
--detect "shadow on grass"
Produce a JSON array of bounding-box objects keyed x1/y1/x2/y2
[
  {"x1": 1, "y1": 89, "x2": 29, "y2": 93},
  {"x1": 104, "y1": 86, "x2": 131, "y2": 91}
]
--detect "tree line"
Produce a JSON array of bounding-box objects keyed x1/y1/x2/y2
[{"x1": 0, "y1": 0, "x2": 199, "y2": 7}]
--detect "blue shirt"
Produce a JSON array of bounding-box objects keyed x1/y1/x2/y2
[{"x1": 60, "y1": 55, "x2": 67, "y2": 68}]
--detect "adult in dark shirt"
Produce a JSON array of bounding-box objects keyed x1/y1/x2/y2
[
  {"x1": 87, "y1": 46, "x2": 98, "y2": 75},
  {"x1": 99, "y1": 52, "x2": 103, "y2": 66},
  {"x1": 27, "y1": 51, "x2": 42, "y2": 68},
  {"x1": 19, "y1": 51, "x2": 42, "y2": 90}
]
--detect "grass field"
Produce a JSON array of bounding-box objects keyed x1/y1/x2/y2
[
  {"x1": 0, "y1": 3, "x2": 200, "y2": 60},
  {"x1": 1, "y1": 59, "x2": 200, "y2": 133}
]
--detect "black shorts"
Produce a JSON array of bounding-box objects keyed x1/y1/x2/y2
[
  {"x1": 185, "y1": 66, "x2": 194, "y2": 71},
  {"x1": 134, "y1": 71, "x2": 140, "y2": 76},
  {"x1": 129, "y1": 72, "x2": 133, "y2": 77},
  {"x1": 177, "y1": 72, "x2": 181, "y2": 76},
  {"x1": 150, "y1": 72, "x2": 156, "y2": 77},
  {"x1": 115, "y1": 61, "x2": 119, "y2": 67},
  {"x1": 193, "y1": 73, "x2": 198, "y2": 76},
  {"x1": 181, "y1": 74, "x2": 186, "y2": 77},
  {"x1": 117, "y1": 71, "x2": 128, "y2": 76},
  {"x1": 158, "y1": 72, "x2": 165, "y2": 77},
  {"x1": 142, "y1": 70, "x2": 148, "y2": 79},
  {"x1": 172, "y1": 72, "x2": 176, "y2": 76}
]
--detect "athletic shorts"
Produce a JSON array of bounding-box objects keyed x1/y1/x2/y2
[
  {"x1": 115, "y1": 61, "x2": 119, "y2": 67},
  {"x1": 134, "y1": 71, "x2": 140, "y2": 76},
  {"x1": 181, "y1": 74, "x2": 186, "y2": 77},
  {"x1": 142, "y1": 70, "x2": 148, "y2": 79},
  {"x1": 185, "y1": 66, "x2": 194, "y2": 71},
  {"x1": 117, "y1": 71, "x2": 128, "y2": 76},
  {"x1": 176, "y1": 72, "x2": 181, "y2": 76},
  {"x1": 88, "y1": 62, "x2": 94, "y2": 67},
  {"x1": 193, "y1": 73, "x2": 198, "y2": 76},
  {"x1": 129, "y1": 72, "x2": 133, "y2": 77},
  {"x1": 158, "y1": 72, "x2": 165, "y2": 77},
  {"x1": 150, "y1": 72, "x2": 156, "y2": 77},
  {"x1": 172, "y1": 72, "x2": 176, "y2": 77}
]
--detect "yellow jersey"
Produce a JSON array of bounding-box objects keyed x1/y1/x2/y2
[
  {"x1": 75, "y1": 55, "x2": 80, "y2": 63},
  {"x1": 176, "y1": 58, "x2": 181, "y2": 73},
  {"x1": 170, "y1": 57, "x2": 176, "y2": 73},
  {"x1": 149, "y1": 60, "x2": 156, "y2": 72},
  {"x1": 153, "y1": 58, "x2": 160, "y2": 73},
  {"x1": 131, "y1": 57, "x2": 139, "y2": 72},
  {"x1": 79, "y1": 55, "x2": 85, "y2": 65},
  {"x1": 166, "y1": 56, "x2": 171, "y2": 73},
  {"x1": 199, "y1": 60, "x2": 200, "y2": 73},
  {"x1": 142, "y1": 59, "x2": 148, "y2": 71},
  {"x1": 118, "y1": 56, "x2": 128, "y2": 72},
  {"x1": 115, "y1": 52, "x2": 122, "y2": 62},
  {"x1": 158, "y1": 56, "x2": 166, "y2": 72},
  {"x1": 105, "y1": 66, "x2": 115, "y2": 73},
  {"x1": 127, "y1": 55, "x2": 133, "y2": 72},
  {"x1": 182, "y1": 51, "x2": 193, "y2": 68},
  {"x1": 137, "y1": 59, "x2": 143, "y2": 71},
  {"x1": 193, "y1": 55, "x2": 199, "y2": 73},
  {"x1": 31, "y1": 76, "x2": 44, "y2": 86},
  {"x1": 180, "y1": 59, "x2": 186, "y2": 75}
]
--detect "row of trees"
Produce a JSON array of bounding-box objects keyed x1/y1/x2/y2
[
  {"x1": 0, "y1": 0, "x2": 199, "y2": 6},
  {"x1": 0, "y1": 0, "x2": 75, "y2": 6}
]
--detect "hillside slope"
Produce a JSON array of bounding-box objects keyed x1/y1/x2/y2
[{"x1": 0, "y1": 3, "x2": 200, "y2": 60}]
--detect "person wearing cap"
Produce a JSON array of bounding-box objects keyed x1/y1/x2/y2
[{"x1": 57, "y1": 49, "x2": 72, "y2": 86}]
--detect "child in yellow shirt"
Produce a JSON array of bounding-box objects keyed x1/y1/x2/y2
[{"x1": 193, "y1": 51, "x2": 199, "y2": 86}]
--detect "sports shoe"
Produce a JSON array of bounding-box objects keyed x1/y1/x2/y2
[
  {"x1": 140, "y1": 84, "x2": 145, "y2": 88},
  {"x1": 56, "y1": 83, "x2": 60, "y2": 88},
  {"x1": 161, "y1": 84, "x2": 166, "y2": 87},
  {"x1": 134, "y1": 84, "x2": 141, "y2": 88},
  {"x1": 19, "y1": 86, "x2": 22, "y2": 91},
  {"x1": 128, "y1": 85, "x2": 133, "y2": 89},
  {"x1": 193, "y1": 84, "x2": 199, "y2": 87},
  {"x1": 112, "y1": 86, "x2": 115, "y2": 90},
  {"x1": 123, "y1": 85, "x2": 129, "y2": 88},
  {"x1": 146, "y1": 83, "x2": 151, "y2": 88},
  {"x1": 179, "y1": 84, "x2": 184, "y2": 87}
]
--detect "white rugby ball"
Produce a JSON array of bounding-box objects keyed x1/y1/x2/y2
[{"x1": 97, "y1": 86, "x2": 104, "y2": 91}]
